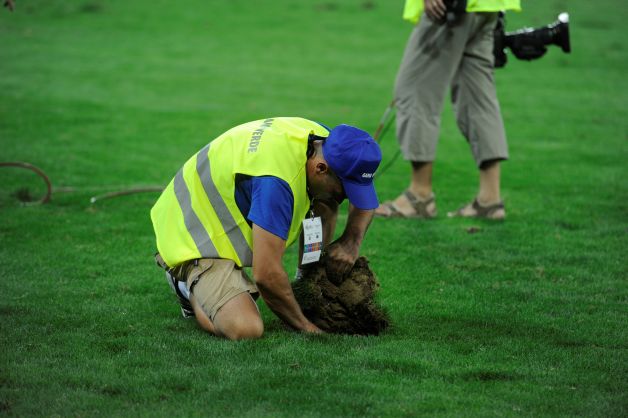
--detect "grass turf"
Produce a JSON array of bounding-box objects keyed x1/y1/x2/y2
[{"x1": 1, "y1": 0, "x2": 627, "y2": 416}]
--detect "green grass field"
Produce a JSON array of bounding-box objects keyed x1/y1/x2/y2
[{"x1": 1, "y1": 0, "x2": 626, "y2": 416}]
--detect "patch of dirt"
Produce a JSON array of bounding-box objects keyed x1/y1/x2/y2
[
  {"x1": 13, "y1": 187, "x2": 33, "y2": 202},
  {"x1": 292, "y1": 256, "x2": 389, "y2": 335}
]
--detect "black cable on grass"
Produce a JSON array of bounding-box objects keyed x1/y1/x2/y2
[
  {"x1": 375, "y1": 149, "x2": 401, "y2": 180},
  {"x1": 4, "y1": 109, "x2": 401, "y2": 206},
  {"x1": 373, "y1": 99, "x2": 396, "y2": 143},
  {"x1": 372, "y1": 101, "x2": 401, "y2": 179},
  {"x1": 0, "y1": 161, "x2": 52, "y2": 205},
  {"x1": 89, "y1": 186, "x2": 163, "y2": 204},
  {"x1": 1, "y1": 161, "x2": 163, "y2": 205}
]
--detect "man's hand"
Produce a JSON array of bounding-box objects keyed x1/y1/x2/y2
[
  {"x1": 303, "y1": 322, "x2": 324, "y2": 334},
  {"x1": 324, "y1": 206, "x2": 374, "y2": 281},
  {"x1": 424, "y1": 0, "x2": 446, "y2": 21},
  {"x1": 325, "y1": 238, "x2": 359, "y2": 280}
]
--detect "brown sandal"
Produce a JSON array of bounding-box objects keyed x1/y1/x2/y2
[
  {"x1": 447, "y1": 198, "x2": 505, "y2": 220},
  {"x1": 375, "y1": 190, "x2": 437, "y2": 218}
]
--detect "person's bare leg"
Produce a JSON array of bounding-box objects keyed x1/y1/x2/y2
[
  {"x1": 448, "y1": 160, "x2": 505, "y2": 219},
  {"x1": 477, "y1": 160, "x2": 501, "y2": 205},
  {"x1": 191, "y1": 293, "x2": 263, "y2": 340},
  {"x1": 409, "y1": 161, "x2": 434, "y2": 199},
  {"x1": 375, "y1": 161, "x2": 436, "y2": 217}
]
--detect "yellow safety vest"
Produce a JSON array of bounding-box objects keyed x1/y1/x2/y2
[
  {"x1": 403, "y1": 0, "x2": 521, "y2": 24},
  {"x1": 151, "y1": 117, "x2": 330, "y2": 268}
]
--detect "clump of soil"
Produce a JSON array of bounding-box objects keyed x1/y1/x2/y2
[
  {"x1": 13, "y1": 187, "x2": 33, "y2": 202},
  {"x1": 292, "y1": 256, "x2": 389, "y2": 335}
]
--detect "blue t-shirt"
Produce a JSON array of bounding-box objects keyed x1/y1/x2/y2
[{"x1": 234, "y1": 175, "x2": 294, "y2": 240}]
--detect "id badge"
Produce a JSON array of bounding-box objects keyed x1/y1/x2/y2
[{"x1": 301, "y1": 216, "x2": 323, "y2": 264}]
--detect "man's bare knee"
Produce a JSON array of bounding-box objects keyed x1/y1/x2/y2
[
  {"x1": 221, "y1": 316, "x2": 264, "y2": 340},
  {"x1": 214, "y1": 292, "x2": 264, "y2": 340}
]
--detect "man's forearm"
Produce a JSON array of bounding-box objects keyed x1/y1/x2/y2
[
  {"x1": 252, "y1": 224, "x2": 320, "y2": 333},
  {"x1": 339, "y1": 205, "x2": 374, "y2": 247},
  {"x1": 255, "y1": 270, "x2": 316, "y2": 332}
]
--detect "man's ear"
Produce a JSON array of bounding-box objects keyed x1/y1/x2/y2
[{"x1": 315, "y1": 161, "x2": 329, "y2": 175}]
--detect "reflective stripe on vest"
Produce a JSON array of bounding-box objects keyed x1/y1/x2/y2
[
  {"x1": 173, "y1": 167, "x2": 218, "y2": 258},
  {"x1": 195, "y1": 143, "x2": 252, "y2": 265},
  {"x1": 172, "y1": 143, "x2": 253, "y2": 266}
]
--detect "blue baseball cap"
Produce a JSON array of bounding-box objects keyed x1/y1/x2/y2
[{"x1": 322, "y1": 124, "x2": 382, "y2": 210}]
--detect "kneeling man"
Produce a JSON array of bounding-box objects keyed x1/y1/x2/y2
[{"x1": 151, "y1": 117, "x2": 382, "y2": 340}]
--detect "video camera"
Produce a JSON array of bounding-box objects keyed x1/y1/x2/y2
[{"x1": 493, "y1": 12, "x2": 571, "y2": 68}]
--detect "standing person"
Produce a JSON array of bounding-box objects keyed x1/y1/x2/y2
[
  {"x1": 375, "y1": 0, "x2": 521, "y2": 220},
  {"x1": 151, "y1": 117, "x2": 382, "y2": 340}
]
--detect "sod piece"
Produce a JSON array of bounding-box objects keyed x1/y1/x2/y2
[{"x1": 293, "y1": 257, "x2": 389, "y2": 335}]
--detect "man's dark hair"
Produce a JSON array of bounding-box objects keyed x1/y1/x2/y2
[{"x1": 307, "y1": 133, "x2": 327, "y2": 159}]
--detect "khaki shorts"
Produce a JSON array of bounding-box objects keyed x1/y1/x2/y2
[
  {"x1": 395, "y1": 12, "x2": 508, "y2": 166},
  {"x1": 157, "y1": 255, "x2": 258, "y2": 321}
]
